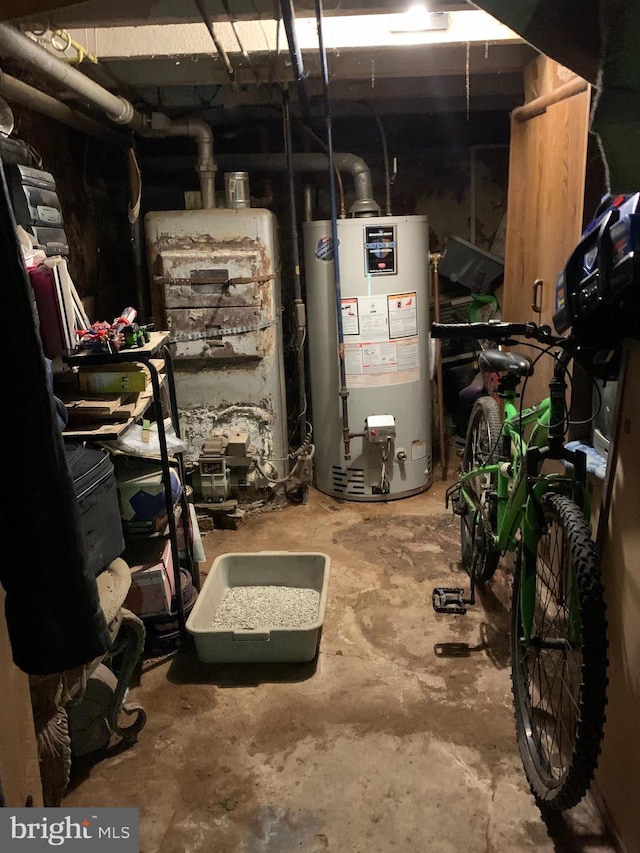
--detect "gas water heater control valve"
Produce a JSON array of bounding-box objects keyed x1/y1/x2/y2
[{"x1": 366, "y1": 414, "x2": 396, "y2": 444}]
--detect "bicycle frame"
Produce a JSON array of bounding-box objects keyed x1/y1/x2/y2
[{"x1": 457, "y1": 361, "x2": 591, "y2": 639}]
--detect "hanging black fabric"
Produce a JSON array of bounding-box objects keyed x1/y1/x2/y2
[{"x1": 0, "y1": 155, "x2": 110, "y2": 675}]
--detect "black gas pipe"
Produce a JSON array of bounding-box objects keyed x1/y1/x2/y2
[
  {"x1": 282, "y1": 86, "x2": 310, "y2": 450},
  {"x1": 315, "y1": 0, "x2": 352, "y2": 459},
  {"x1": 279, "y1": 0, "x2": 311, "y2": 124}
]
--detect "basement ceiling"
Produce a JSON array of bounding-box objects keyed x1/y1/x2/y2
[{"x1": 0, "y1": 1, "x2": 539, "y2": 126}]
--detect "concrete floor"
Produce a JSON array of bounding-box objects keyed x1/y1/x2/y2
[{"x1": 63, "y1": 471, "x2": 618, "y2": 853}]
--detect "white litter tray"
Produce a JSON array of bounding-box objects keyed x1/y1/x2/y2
[{"x1": 186, "y1": 551, "x2": 331, "y2": 663}]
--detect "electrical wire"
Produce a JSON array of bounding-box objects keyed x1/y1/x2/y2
[
  {"x1": 257, "y1": 443, "x2": 316, "y2": 485},
  {"x1": 510, "y1": 339, "x2": 590, "y2": 440},
  {"x1": 379, "y1": 441, "x2": 390, "y2": 493},
  {"x1": 578, "y1": 375, "x2": 603, "y2": 428}
]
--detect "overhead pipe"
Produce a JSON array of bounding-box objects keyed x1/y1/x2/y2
[
  {"x1": 0, "y1": 23, "x2": 145, "y2": 129},
  {"x1": 0, "y1": 69, "x2": 130, "y2": 148},
  {"x1": 0, "y1": 65, "x2": 150, "y2": 318},
  {"x1": 278, "y1": 0, "x2": 311, "y2": 124},
  {"x1": 220, "y1": 0, "x2": 260, "y2": 83},
  {"x1": 314, "y1": 0, "x2": 352, "y2": 460},
  {"x1": 194, "y1": 0, "x2": 236, "y2": 83},
  {"x1": 149, "y1": 113, "x2": 217, "y2": 209},
  {"x1": 213, "y1": 152, "x2": 379, "y2": 216},
  {"x1": 294, "y1": 119, "x2": 346, "y2": 217},
  {"x1": 0, "y1": 23, "x2": 217, "y2": 207}
]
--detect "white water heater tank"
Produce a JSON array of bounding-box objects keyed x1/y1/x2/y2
[{"x1": 303, "y1": 215, "x2": 433, "y2": 501}]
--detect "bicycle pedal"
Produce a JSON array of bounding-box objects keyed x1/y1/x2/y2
[{"x1": 432, "y1": 587, "x2": 468, "y2": 615}]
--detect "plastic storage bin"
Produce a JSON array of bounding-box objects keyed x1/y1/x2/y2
[
  {"x1": 186, "y1": 551, "x2": 331, "y2": 663},
  {"x1": 439, "y1": 235, "x2": 504, "y2": 294}
]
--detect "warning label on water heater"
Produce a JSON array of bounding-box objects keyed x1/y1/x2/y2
[
  {"x1": 388, "y1": 292, "x2": 417, "y2": 338},
  {"x1": 341, "y1": 291, "x2": 419, "y2": 387}
]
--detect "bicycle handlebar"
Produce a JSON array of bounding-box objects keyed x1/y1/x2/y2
[{"x1": 431, "y1": 320, "x2": 560, "y2": 345}]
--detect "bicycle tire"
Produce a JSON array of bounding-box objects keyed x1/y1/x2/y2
[
  {"x1": 511, "y1": 492, "x2": 608, "y2": 811},
  {"x1": 460, "y1": 395, "x2": 502, "y2": 582}
]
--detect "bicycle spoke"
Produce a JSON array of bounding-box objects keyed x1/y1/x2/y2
[
  {"x1": 459, "y1": 397, "x2": 501, "y2": 583},
  {"x1": 525, "y1": 644, "x2": 581, "y2": 776}
]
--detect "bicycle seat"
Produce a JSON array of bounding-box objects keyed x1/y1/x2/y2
[{"x1": 478, "y1": 349, "x2": 533, "y2": 377}]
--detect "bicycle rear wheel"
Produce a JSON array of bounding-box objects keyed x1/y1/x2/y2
[
  {"x1": 511, "y1": 492, "x2": 608, "y2": 810},
  {"x1": 460, "y1": 395, "x2": 502, "y2": 582}
]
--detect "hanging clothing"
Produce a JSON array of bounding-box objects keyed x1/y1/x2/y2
[{"x1": 0, "y1": 156, "x2": 110, "y2": 675}]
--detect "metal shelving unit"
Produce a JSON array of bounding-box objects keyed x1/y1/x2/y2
[{"x1": 64, "y1": 331, "x2": 196, "y2": 641}]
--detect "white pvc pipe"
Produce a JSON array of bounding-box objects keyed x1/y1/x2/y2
[
  {"x1": 0, "y1": 69, "x2": 129, "y2": 146},
  {"x1": 0, "y1": 23, "x2": 219, "y2": 208},
  {"x1": 0, "y1": 24, "x2": 144, "y2": 129}
]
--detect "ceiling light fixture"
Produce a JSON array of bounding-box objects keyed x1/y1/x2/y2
[{"x1": 389, "y1": 4, "x2": 450, "y2": 34}]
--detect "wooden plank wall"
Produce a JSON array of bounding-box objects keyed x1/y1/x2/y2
[
  {"x1": 0, "y1": 588, "x2": 43, "y2": 807},
  {"x1": 502, "y1": 55, "x2": 591, "y2": 407},
  {"x1": 594, "y1": 340, "x2": 640, "y2": 853},
  {"x1": 504, "y1": 56, "x2": 640, "y2": 852}
]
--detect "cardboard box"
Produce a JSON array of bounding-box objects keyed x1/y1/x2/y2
[
  {"x1": 123, "y1": 539, "x2": 176, "y2": 617},
  {"x1": 78, "y1": 362, "x2": 151, "y2": 394}
]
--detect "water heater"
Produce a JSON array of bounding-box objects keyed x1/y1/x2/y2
[{"x1": 303, "y1": 215, "x2": 432, "y2": 501}]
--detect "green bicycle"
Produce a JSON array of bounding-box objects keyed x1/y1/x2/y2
[{"x1": 431, "y1": 318, "x2": 608, "y2": 812}]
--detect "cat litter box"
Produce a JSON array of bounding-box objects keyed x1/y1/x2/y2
[{"x1": 186, "y1": 551, "x2": 331, "y2": 663}]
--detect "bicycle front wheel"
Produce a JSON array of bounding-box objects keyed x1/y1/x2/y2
[
  {"x1": 511, "y1": 493, "x2": 608, "y2": 810},
  {"x1": 460, "y1": 395, "x2": 502, "y2": 582}
]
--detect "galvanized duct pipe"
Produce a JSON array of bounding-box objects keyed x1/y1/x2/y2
[
  {"x1": 0, "y1": 69, "x2": 130, "y2": 147},
  {"x1": 214, "y1": 152, "x2": 380, "y2": 216},
  {"x1": 0, "y1": 23, "x2": 217, "y2": 208}
]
